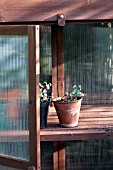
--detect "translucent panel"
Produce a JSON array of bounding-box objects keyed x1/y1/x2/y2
[
  {"x1": 40, "y1": 26, "x2": 52, "y2": 83},
  {"x1": 0, "y1": 165, "x2": 19, "y2": 170},
  {"x1": 65, "y1": 139, "x2": 113, "y2": 170},
  {"x1": 41, "y1": 142, "x2": 53, "y2": 170},
  {"x1": 64, "y1": 24, "x2": 113, "y2": 104},
  {"x1": 0, "y1": 35, "x2": 29, "y2": 159},
  {"x1": 0, "y1": 142, "x2": 29, "y2": 160}
]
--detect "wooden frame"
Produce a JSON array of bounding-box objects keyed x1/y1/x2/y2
[
  {"x1": 0, "y1": 23, "x2": 113, "y2": 170},
  {"x1": 0, "y1": 0, "x2": 113, "y2": 22},
  {"x1": 0, "y1": 26, "x2": 40, "y2": 170},
  {"x1": 28, "y1": 26, "x2": 40, "y2": 170}
]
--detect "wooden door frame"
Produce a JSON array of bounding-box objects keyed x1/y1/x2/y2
[{"x1": 0, "y1": 25, "x2": 40, "y2": 170}]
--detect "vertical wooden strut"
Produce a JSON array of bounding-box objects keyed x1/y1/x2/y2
[
  {"x1": 52, "y1": 26, "x2": 64, "y2": 98},
  {"x1": 51, "y1": 26, "x2": 58, "y2": 99},
  {"x1": 58, "y1": 142, "x2": 65, "y2": 170},
  {"x1": 28, "y1": 26, "x2": 40, "y2": 170},
  {"x1": 57, "y1": 26, "x2": 64, "y2": 97},
  {"x1": 53, "y1": 142, "x2": 59, "y2": 170},
  {"x1": 52, "y1": 25, "x2": 65, "y2": 170}
]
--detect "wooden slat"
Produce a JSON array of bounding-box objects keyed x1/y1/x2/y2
[
  {"x1": 0, "y1": 0, "x2": 113, "y2": 22},
  {"x1": 0, "y1": 155, "x2": 29, "y2": 170},
  {"x1": 28, "y1": 26, "x2": 40, "y2": 170},
  {"x1": 0, "y1": 106, "x2": 113, "y2": 142},
  {"x1": 40, "y1": 105, "x2": 113, "y2": 141}
]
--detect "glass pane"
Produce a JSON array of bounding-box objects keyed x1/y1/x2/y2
[
  {"x1": 0, "y1": 35, "x2": 29, "y2": 160},
  {"x1": 64, "y1": 23, "x2": 113, "y2": 105},
  {"x1": 65, "y1": 139, "x2": 113, "y2": 170}
]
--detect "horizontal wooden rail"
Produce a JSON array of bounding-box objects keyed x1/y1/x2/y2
[{"x1": 0, "y1": 155, "x2": 29, "y2": 170}]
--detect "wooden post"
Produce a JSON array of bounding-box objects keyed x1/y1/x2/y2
[
  {"x1": 53, "y1": 142, "x2": 59, "y2": 170},
  {"x1": 28, "y1": 26, "x2": 40, "y2": 170},
  {"x1": 57, "y1": 26, "x2": 65, "y2": 169},
  {"x1": 57, "y1": 26, "x2": 64, "y2": 97},
  {"x1": 52, "y1": 25, "x2": 64, "y2": 98},
  {"x1": 51, "y1": 26, "x2": 58, "y2": 99},
  {"x1": 52, "y1": 26, "x2": 65, "y2": 170},
  {"x1": 58, "y1": 142, "x2": 65, "y2": 170}
]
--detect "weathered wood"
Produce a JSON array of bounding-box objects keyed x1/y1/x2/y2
[
  {"x1": 41, "y1": 105, "x2": 113, "y2": 141},
  {"x1": 53, "y1": 142, "x2": 59, "y2": 170},
  {"x1": 57, "y1": 26, "x2": 64, "y2": 97},
  {"x1": 0, "y1": 26, "x2": 28, "y2": 35},
  {"x1": 0, "y1": 105, "x2": 113, "y2": 142},
  {"x1": 28, "y1": 26, "x2": 40, "y2": 170},
  {"x1": 58, "y1": 141, "x2": 65, "y2": 170},
  {"x1": 0, "y1": 155, "x2": 29, "y2": 170},
  {"x1": 52, "y1": 26, "x2": 58, "y2": 99},
  {"x1": 53, "y1": 141, "x2": 65, "y2": 170},
  {"x1": 0, "y1": 0, "x2": 113, "y2": 22},
  {"x1": 51, "y1": 26, "x2": 64, "y2": 98}
]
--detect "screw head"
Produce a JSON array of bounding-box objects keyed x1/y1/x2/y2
[{"x1": 59, "y1": 14, "x2": 64, "y2": 19}]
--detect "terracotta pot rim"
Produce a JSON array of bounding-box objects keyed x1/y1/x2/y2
[{"x1": 52, "y1": 98, "x2": 83, "y2": 104}]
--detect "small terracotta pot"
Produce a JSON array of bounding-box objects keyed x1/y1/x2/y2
[{"x1": 53, "y1": 98, "x2": 82, "y2": 127}]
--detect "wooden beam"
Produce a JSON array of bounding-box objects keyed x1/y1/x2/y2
[
  {"x1": 0, "y1": 26, "x2": 28, "y2": 35},
  {"x1": 52, "y1": 26, "x2": 58, "y2": 99},
  {"x1": 57, "y1": 26, "x2": 64, "y2": 97},
  {"x1": 28, "y1": 26, "x2": 40, "y2": 170},
  {"x1": 0, "y1": 0, "x2": 113, "y2": 22},
  {"x1": 51, "y1": 26, "x2": 64, "y2": 98}
]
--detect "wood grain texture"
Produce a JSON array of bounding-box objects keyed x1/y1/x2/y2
[
  {"x1": 58, "y1": 141, "x2": 65, "y2": 170},
  {"x1": 1, "y1": 105, "x2": 113, "y2": 142},
  {"x1": 0, "y1": 0, "x2": 113, "y2": 22},
  {"x1": 0, "y1": 155, "x2": 29, "y2": 170},
  {"x1": 53, "y1": 142, "x2": 59, "y2": 170},
  {"x1": 41, "y1": 105, "x2": 113, "y2": 141},
  {"x1": 52, "y1": 26, "x2": 58, "y2": 99},
  {"x1": 28, "y1": 26, "x2": 40, "y2": 170},
  {"x1": 57, "y1": 26, "x2": 64, "y2": 97}
]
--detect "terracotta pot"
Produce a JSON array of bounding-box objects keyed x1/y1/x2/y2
[{"x1": 53, "y1": 98, "x2": 82, "y2": 127}]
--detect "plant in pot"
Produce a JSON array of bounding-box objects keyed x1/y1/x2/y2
[
  {"x1": 52, "y1": 85, "x2": 84, "y2": 128},
  {"x1": 39, "y1": 82, "x2": 52, "y2": 129}
]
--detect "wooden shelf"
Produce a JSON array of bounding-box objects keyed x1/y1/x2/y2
[
  {"x1": 0, "y1": 105, "x2": 113, "y2": 143},
  {"x1": 40, "y1": 105, "x2": 113, "y2": 141}
]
